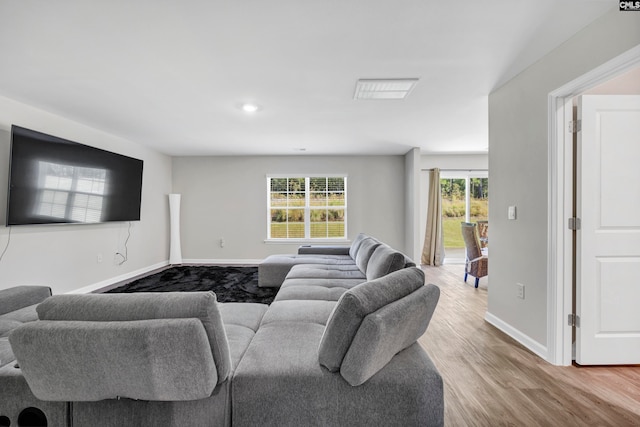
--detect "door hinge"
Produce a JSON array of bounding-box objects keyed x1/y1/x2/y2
[
  {"x1": 568, "y1": 217, "x2": 581, "y2": 230},
  {"x1": 568, "y1": 313, "x2": 580, "y2": 328},
  {"x1": 569, "y1": 119, "x2": 581, "y2": 133}
]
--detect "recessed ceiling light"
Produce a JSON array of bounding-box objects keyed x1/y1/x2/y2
[
  {"x1": 240, "y1": 103, "x2": 261, "y2": 113},
  {"x1": 354, "y1": 78, "x2": 419, "y2": 100}
]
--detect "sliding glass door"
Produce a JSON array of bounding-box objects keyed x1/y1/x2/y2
[{"x1": 440, "y1": 171, "x2": 488, "y2": 262}]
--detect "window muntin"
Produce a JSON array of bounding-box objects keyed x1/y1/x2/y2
[{"x1": 268, "y1": 176, "x2": 347, "y2": 240}]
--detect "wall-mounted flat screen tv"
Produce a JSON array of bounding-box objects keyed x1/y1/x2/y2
[{"x1": 6, "y1": 125, "x2": 144, "y2": 226}]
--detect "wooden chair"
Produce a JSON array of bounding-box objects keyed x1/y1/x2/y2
[
  {"x1": 476, "y1": 220, "x2": 489, "y2": 248},
  {"x1": 461, "y1": 222, "x2": 488, "y2": 288}
]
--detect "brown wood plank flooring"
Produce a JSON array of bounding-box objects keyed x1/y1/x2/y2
[{"x1": 419, "y1": 264, "x2": 640, "y2": 426}]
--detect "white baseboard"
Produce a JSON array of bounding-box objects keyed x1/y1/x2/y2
[
  {"x1": 67, "y1": 261, "x2": 170, "y2": 294},
  {"x1": 181, "y1": 259, "x2": 263, "y2": 265},
  {"x1": 484, "y1": 311, "x2": 549, "y2": 362}
]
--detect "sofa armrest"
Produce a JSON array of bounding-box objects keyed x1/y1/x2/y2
[
  {"x1": 0, "y1": 286, "x2": 52, "y2": 316},
  {"x1": 297, "y1": 245, "x2": 350, "y2": 255}
]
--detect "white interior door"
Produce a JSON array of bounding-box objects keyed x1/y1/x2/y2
[{"x1": 576, "y1": 94, "x2": 640, "y2": 365}]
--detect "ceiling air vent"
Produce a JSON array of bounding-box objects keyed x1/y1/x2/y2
[{"x1": 353, "y1": 78, "x2": 419, "y2": 100}]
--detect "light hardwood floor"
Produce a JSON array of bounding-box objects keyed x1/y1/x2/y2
[{"x1": 419, "y1": 264, "x2": 640, "y2": 426}]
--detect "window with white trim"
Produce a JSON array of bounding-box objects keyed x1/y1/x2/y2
[{"x1": 267, "y1": 176, "x2": 347, "y2": 240}]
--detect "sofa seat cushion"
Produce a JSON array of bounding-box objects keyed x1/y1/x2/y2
[
  {"x1": 232, "y1": 322, "x2": 443, "y2": 426},
  {"x1": 266, "y1": 254, "x2": 355, "y2": 265},
  {"x1": 274, "y1": 286, "x2": 351, "y2": 302},
  {"x1": 290, "y1": 263, "x2": 362, "y2": 272},
  {"x1": 282, "y1": 277, "x2": 367, "y2": 289},
  {"x1": 219, "y1": 303, "x2": 267, "y2": 332},
  {"x1": 275, "y1": 278, "x2": 366, "y2": 302},
  {"x1": 0, "y1": 304, "x2": 40, "y2": 323},
  {"x1": 318, "y1": 267, "x2": 425, "y2": 372},
  {"x1": 280, "y1": 277, "x2": 366, "y2": 290},
  {"x1": 261, "y1": 300, "x2": 336, "y2": 326},
  {"x1": 219, "y1": 303, "x2": 268, "y2": 370},
  {"x1": 285, "y1": 266, "x2": 366, "y2": 281},
  {"x1": 259, "y1": 254, "x2": 356, "y2": 287}
]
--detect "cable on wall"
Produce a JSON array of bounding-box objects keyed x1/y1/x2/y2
[
  {"x1": 0, "y1": 227, "x2": 11, "y2": 262},
  {"x1": 115, "y1": 222, "x2": 131, "y2": 265}
]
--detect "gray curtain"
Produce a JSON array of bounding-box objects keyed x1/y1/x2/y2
[{"x1": 421, "y1": 168, "x2": 444, "y2": 266}]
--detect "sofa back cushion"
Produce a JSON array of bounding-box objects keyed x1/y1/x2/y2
[
  {"x1": 317, "y1": 267, "x2": 425, "y2": 372},
  {"x1": 36, "y1": 291, "x2": 232, "y2": 384},
  {"x1": 340, "y1": 283, "x2": 440, "y2": 386},
  {"x1": 365, "y1": 245, "x2": 407, "y2": 281},
  {"x1": 10, "y1": 318, "x2": 218, "y2": 401},
  {"x1": 348, "y1": 233, "x2": 368, "y2": 259},
  {"x1": 354, "y1": 238, "x2": 381, "y2": 273}
]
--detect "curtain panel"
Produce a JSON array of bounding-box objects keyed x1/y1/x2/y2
[{"x1": 421, "y1": 168, "x2": 444, "y2": 266}]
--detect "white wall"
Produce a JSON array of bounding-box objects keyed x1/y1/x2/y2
[
  {"x1": 488, "y1": 9, "x2": 640, "y2": 355},
  {"x1": 0, "y1": 95, "x2": 173, "y2": 294},
  {"x1": 172, "y1": 155, "x2": 407, "y2": 261},
  {"x1": 418, "y1": 154, "x2": 489, "y2": 253}
]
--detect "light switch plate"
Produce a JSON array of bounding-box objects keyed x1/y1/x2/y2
[{"x1": 508, "y1": 205, "x2": 517, "y2": 220}]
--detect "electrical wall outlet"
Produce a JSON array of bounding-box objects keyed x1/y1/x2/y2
[
  {"x1": 220, "y1": 238, "x2": 225, "y2": 248},
  {"x1": 516, "y1": 283, "x2": 525, "y2": 299},
  {"x1": 97, "y1": 253, "x2": 103, "y2": 264}
]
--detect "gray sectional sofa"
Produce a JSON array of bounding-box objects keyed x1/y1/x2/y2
[{"x1": 0, "y1": 233, "x2": 443, "y2": 426}]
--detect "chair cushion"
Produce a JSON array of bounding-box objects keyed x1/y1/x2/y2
[
  {"x1": 36, "y1": 291, "x2": 232, "y2": 384},
  {"x1": 340, "y1": 284, "x2": 440, "y2": 386},
  {"x1": 317, "y1": 267, "x2": 425, "y2": 372}
]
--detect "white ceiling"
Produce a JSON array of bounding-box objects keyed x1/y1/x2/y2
[{"x1": 0, "y1": 1, "x2": 614, "y2": 156}]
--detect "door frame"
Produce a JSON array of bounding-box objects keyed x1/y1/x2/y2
[{"x1": 547, "y1": 44, "x2": 640, "y2": 366}]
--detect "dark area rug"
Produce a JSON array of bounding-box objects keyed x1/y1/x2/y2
[{"x1": 106, "y1": 265, "x2": 278, "y2": 304}]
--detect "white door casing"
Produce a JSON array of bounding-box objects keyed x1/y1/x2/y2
[{"x1": 576, "y1": 95, "x2": 640, "y2": 365}]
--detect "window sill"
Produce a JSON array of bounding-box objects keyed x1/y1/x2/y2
[{"x1": 264, "y1": 239, "x2": 351, "y2": 245}]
